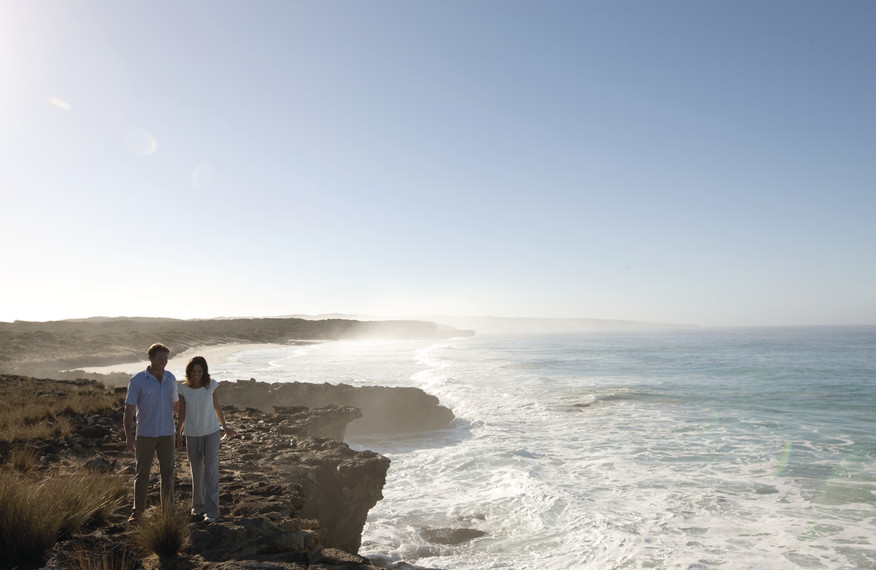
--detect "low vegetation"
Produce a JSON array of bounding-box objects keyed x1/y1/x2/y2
[
  {"x1": 0, "y1": 376, "x2": 118, "y2": 442},
  {"x1": 0, "y1": 375, "x2": 128, "y2": 568},
  {"x1": 0, "y1": 373, "x2": 202, "y2": 568},
  {"x1": 67, "y1": 541, "x2": 136, "y2": 570},
  {"x1": 131, "y1": 503, "x2": 192, "y2": 559},
  {"x1": 0, "y1": 470, "x2": 128, "y2": 569},
  {"x1": 8, "y1": 444, "x2": 40, "y2": 471}
]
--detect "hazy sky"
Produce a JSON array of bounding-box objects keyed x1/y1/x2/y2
[{"x1": 1, "y1": 1, "x2": 874, "y2": 327}]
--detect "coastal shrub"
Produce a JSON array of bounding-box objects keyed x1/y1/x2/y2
[
  {"x1": 3, "y1": 412, "x2": 71, "y2": 442},
  {"x1": 62, "y1": 388, "x2": 120, "y2": 416},
  {"x1": 67, "y1": 541, "x2": 136, "y2": 570},
  {"x1": 0, "y1": 379, "x2": 118, "y2": 442},
  {"x1": 0, "y1": 470, "x2": 67, "y2": 569},
  {"x1": 8, "y1": 444, "x2": 39, "y2": 471},
  {"x1": 132, "y1": 504, "x2": 191, "y2": 559},
  {"x1": 0, "y1": 470, "x2": 128, "y2": 569},
  {"x1": 41, "y1": 472, "x2": 128, "y2": 532}
]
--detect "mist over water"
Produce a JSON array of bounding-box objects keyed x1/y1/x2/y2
[{"x1": 216, "y1": 327, "x2": 876, "y2": 569}]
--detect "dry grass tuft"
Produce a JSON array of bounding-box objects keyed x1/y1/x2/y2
[
  {"x1": 43, "y1": 472, "x2": 129, "y2": 533},
  {"x1": 0, "y1": 470, "x2": 128, "y2": 570},
  {"x1": 8, "y1": 445, "x2": 40, "y2": 471},
  {"x1": 0, "y1": 379, "x2": 118, "y2": 442},
  {"x1": 132, "y1": 504, "x2": 191, "y2": 559},
  {"x1": 67, "y1": 541, "x2": 136, "y2": 570}
]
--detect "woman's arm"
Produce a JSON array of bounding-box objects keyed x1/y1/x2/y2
[
  {"x1": 213, "y1": 389, "x2": 237, "y2": 438},
  {"x1": 176, "y1": 394, "x2": 187, "y2": 448}
]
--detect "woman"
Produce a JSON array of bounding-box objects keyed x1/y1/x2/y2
[{"x1": 176, "y1": 356, "x2": 236, "y2": 523}]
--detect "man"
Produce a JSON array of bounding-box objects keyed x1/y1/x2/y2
[{"x1": 123, "y1": 342, "x2": 179, "y2": 522}]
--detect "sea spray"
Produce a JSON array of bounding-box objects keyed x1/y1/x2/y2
[{"x1": 213, "y1": 327, "x2": 876, "y2": 569}]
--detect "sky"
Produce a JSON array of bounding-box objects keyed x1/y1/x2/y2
[{"x1": 1, "y1": 1, "x2": 874, "y2": 327}]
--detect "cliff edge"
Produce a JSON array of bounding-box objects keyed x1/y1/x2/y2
[
  {"x1": 223, "y1": 378, "x2": 455, "y2": 436},
  {"x1": 0, "y1": 375, "x2": 438, "y2": 569}
]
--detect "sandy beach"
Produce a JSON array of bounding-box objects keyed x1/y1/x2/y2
[{"x1": 74, "y1": 343, "x2": 287, "y2": 376}]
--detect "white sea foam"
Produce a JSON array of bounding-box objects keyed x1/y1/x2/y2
[{"x1": 218, "y1": 328, "x2": 876, "y2": 569}]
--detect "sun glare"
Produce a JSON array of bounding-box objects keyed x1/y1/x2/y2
[{"x1": 48, "y1": 97, "x2": 71, "y2": 111}]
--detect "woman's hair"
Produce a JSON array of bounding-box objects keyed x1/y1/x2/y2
[{"x1": 185, "y1": 356, "x2": 212, "y2": 387}]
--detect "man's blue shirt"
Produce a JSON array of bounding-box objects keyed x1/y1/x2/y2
[{"x1": 125, "y1": 368, "x2": 179, "y2": 437}]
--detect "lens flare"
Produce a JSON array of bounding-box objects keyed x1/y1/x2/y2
[
  {"x1": 124, "y1": 128, "x2": 157, "y2": 156},
  {"x1": 49, "y1": 97, "x2": 71, "y2": 111},
  {"x1": 773, "y1": 441, "x2": 792, "y2": 476},
  {"x1": 192, "y1": 161, "x2": 214, "y2": 190}
]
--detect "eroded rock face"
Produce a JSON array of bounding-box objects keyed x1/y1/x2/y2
[
  {"x1": 226, "y1": 406, "x2": 390, "y2": 554},
  {"x1": 273, "y1": 404, "x2": 363, "y2": 440},
  {"x1": 4, "y1": 375, "x2": 403, "y2": 569},
  {"x1": 223, "y1": 379, "x2": 455, "y2": 436}
]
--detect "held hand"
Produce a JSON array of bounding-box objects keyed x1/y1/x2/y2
[
  {"x1": 223, "y1": 427, "x2": 238, "y2": 439},
  {"x1": 125, "y1": 436, "x2": 136, "y2": 452}
]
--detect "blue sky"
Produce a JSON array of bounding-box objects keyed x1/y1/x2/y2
[{"x1": 1, "y1": 1, "x2": 874, "y2": 327}]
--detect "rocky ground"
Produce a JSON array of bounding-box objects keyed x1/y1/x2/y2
[{"x1": 2, "y1": 376, "x2": 438, "y2": 570}]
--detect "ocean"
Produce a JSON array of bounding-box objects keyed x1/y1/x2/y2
[{"x1": 211, "y1": 326, "x2": 876, "y2": 569}]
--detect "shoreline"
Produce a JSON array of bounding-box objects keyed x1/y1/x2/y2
[{"x1": 71, "y1": 342, "x2": 291, "y2": 376}]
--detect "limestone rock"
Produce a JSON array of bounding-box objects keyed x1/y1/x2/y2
[
  {"x1": 273, "y1": 404, "x2": 362, "y2": 441},
  {"x1": 223, "y1": 380, "x2": 454, "y2": 436},
  {"x1": 420, "y1": 527, "x2": 487, "y2": 545},
  {"x1": 4, "y1": 375, "x2": 405, "y2": 569},
  {"x1": 226, "y1": 407, "x2": 390, "y2": 554}
]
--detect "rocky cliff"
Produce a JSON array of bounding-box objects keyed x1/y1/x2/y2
[
  {"x1": 222, "y1": 378, "x2": 455, "y2": 436},
  {"x1": 187, "y1": 404, "x2": 393, "y2": 560},
  {"x1": 0, "y1": 375, "x2": 439, "y2": 569}
]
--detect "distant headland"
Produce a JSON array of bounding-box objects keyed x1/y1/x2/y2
[
  {"x1": 0, "y1": 314, "x2": 696, "y2": 383},
  {"x1": 289, "y1": 313, "x2": 700, "y2": 333},
  {"x1": 0, "y1": 316, "x2": 474, "y2": 384}
]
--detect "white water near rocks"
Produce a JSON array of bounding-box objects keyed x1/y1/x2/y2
[{"x1": 211, "y1": 327, "x2": 876, "y2": 569}]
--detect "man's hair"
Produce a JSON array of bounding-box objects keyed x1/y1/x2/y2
[{"x1": 147, "y1": 343, "x2": 171, "y2": 358}]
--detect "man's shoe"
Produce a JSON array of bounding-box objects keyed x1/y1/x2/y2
[{"x1": 203, "y1": 514, "x2": 218, "y2": 523}]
